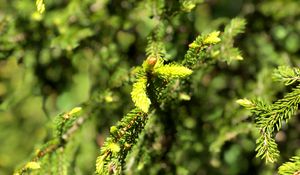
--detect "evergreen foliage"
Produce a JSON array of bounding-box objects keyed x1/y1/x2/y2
[
  {"x1": 35, "y1": 0, "x2": 45, "y2": 14},
  {"x1": 14, "y1": 107, "x2": 85, "y2": 175},
  {"x1": 131, "y1": 76, "x2": 150, "y2": 113},
  {"x1": 96, "y1": 108, "x2": 148, "y2": 174},
  {"x1": 273, "y1": 66, "x2": 300, "y2": 85},
  {"x1": 238, "y1": 66, "x2": 300, "y2": 164},
  {"x1": 216, "y1": 18, "x2": 245, "y2": 62},
  {"x1": 278, "y1": 156, "x2": 300, "y2": 175},
  {"x1": 1, "y1": 0, "x2": 300, "y2": 175}
]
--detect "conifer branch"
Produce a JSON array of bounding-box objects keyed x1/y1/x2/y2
[
  {"x1": 223, "y1": 18, "x2": 246, "y2": 38},
  {"x1": 237, "y1": 84, "x2": 300, "y2": 163},
  {"x1": 209, "y1": 123, "x2": 254, "y2": 154},
  {"x1": 145, "y1": 24, "x2": 167, "y2": 62},
  {"x1": 180, "y1": 0, "x2": 204, "y2": 12},
  {"x1": 145, "y1": 37, "x2": 166, "y2": 62},
  {"x1": 95, "y1": 108, "x2": 148, "y2": 174},
  {"x1": 255, "y1": 133, "x2": 279, "y2": 163},
  {"x1": 278, "y1": 156, "x2": 300, "y2": 175},
  {"x1": 273, "y1": 66, "x2": 300, "y2": 85},
  {"x1": 36, "y1": 0, "x2": 45, "y2": 14},
  {"x1": 215, "y1": 18, "x2": 246, "y2": 63},
  {"x1": 155, "y1": 64, "x2": 193, "y2": 80},
  {"x1": 96, "y1": 16, "x2": 246, "y2": 175},
  {"x1": 131, "y1": 75, "x2": 151, "y2": 113},
  {"x1": 14, "y1": 107, "x2": 85, "y2": 175},
  {"x1": 182, "y1": 31, "x2": 221, "y2": 67},
  {"x1": 182, "y1": 18, "x2": 246, "y2": 67}
]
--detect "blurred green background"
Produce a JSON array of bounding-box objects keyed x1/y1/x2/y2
[{"x1": 1, "y1": 0, "x2": 300, "y2": 174}]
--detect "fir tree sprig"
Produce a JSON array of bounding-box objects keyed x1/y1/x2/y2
[
  {"x1": 278, "y1": 156, "x2": 300, "y2": 175},
  {"x1": 131, "y1": 75, "x2": 151, "y2": 113},
  {"x1": 36, "y1": 0, "x2": 45, "y2": 14},
  {"x1": 237, "y1": 67, "x2": 300, "y2": 163},
  {"x1": 145, "y1": 37, "x2": 166, "y2": 63},
  {"x1": 96, "y1": 16, "x2": 246, "y2": 174},
  {"x1": 182, "y1": 18, "x2": 246, "y2": 67},
  {"x1": 182, "y1": 31, "x2": 221, "y2": 67},
  {"x1": 97, "y1": 39, "x2": 194, "y2": 174},
  {"x1": 131, "y1": 57, "x2": 192, "y2": 113},
  {"x1": 209, "y1": 123, "x2": 254, "y2": 154},
  {"x1": 14, "y1": 107, "x2": 85, "y2": 175},
  {"x1": 55, "y1": 107, "x2": 83, "y2": 142},
  {"x1": 214, "y1": 17, "x2": 246, "y2": 63},
  {"x1": 273, "y1": 66, "x2": 300, "y2": 85},
  {"x1": 180, "y1": 0, "x2": 204, "y2": 12},
  {"x1": 237, "y1": 84, "x2": 300, "y2": 163},
  {"x1": 97, "y1": 24, "x2": 195, "y2": 174},
  {"x1": 155, "y1": 64, "x2": 193, "y2": 80},
  {"x1": 95, "y1": 108, "x2": 148, "y2": 174},
  {"x1": 131, "y1": 33, "x2": 193, "y2": 113}
]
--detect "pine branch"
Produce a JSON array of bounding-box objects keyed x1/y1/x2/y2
[
  {"x1": 100, "y1": 28, "x2": 194, "y2": 174},
  {"x1": 278, "y1": 156, "x2": 300, "y2": 175},
  {"x1": 182, "y1": 18, "x2": 246, "y2": 67},
  {"x1": 14, "y1": 162, "x2": 41, "y2": 175},
  {"x1": 124, "y1": 114, "x2": 158, "y2": 174},
  {"x1": 131, "y1": 28, "x2": 193, "y2": 112}
]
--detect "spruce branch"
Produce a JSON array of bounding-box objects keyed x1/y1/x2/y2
[
  {"x1": 278, "y1": 156, "x2": 300, "y2": 175},
  {"x1": 14, "y1": 162, "x2": 41, "y2": 175},
  {"x1": 97, "y1": 16, "x2": 246, "y2": 174},
  {"x1": 182, "y1": 31, "x2": 221, "y2": 67},
  {"x1": 209, "y1": 123, "x2": 254, "y2": 154},
  {"x1": 36, "y1": 0, "x2": 45, "y2": 14},
  {"x1": 98, "y1": 23, "x2": 195, "y2": 173},
  {"x1": 155, "y1": 64, "x2": 193, "y2": 80},
  {"x1": 216, "y1": 17, "x2": 246, "y2": 63},
  {"x1": 255, "y1": 132, "x2": 279, "y2": 163},
  {"x1": 131, "y1": 76, "x2": 151, "y2": 113},
  {"x1": 223, "y1": 18, "x2": 246, "y2": 38},
  {"x1": 131, "y1": 31, "x2": 193, "y2": 112},
  {"x1": 145, "y1": 24, "x2": 167, "y2": 63},
  {"x1": 14, "y1": 107, "x2": 86, "y2": 175},
  {"x1": 131, "y1": 56, "x2": 192, "y2": 112},
  {"x1": 237, "y1": 85, "x2": 300, "y2": 163},
  {"x1": 179, "y1": 0, "x2": 204, "y2": 12},
  {"x1": 55, "y1": 107, "x2": 83, "y2": 141},
  {"x1": 95, "y1": 108, "x2": 148, "y2": 174},
  {"x1": 182, "y1": 18, "x2": 246, "y2": 67},
  {"x1": 273, "y1": 66, "x2": 300, "y2": 85},
  {"x1": 145, "y1": 38, "x2": 166, "y2": 62},
  {"x1": 266, "y1": 86, "x2": 300, "y2": 131}
]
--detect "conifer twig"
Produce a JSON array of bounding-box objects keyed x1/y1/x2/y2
[{"x1": 14, "y1": 108, "x2": 86, "y2": 175}]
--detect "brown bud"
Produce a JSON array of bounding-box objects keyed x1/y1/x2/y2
[{"x1": 147, "y1": 56, "x2": 157, "y2": 66}]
